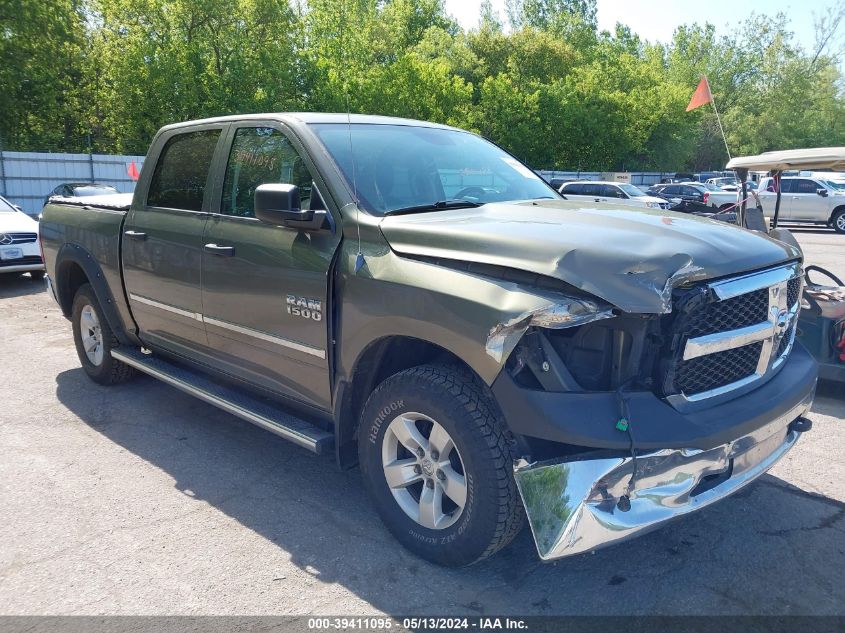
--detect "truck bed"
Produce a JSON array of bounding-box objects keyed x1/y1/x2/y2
[
  {"x1": 39, "y1": 195, "x2": 136, "y2": 345},
  {"x1": 46, "y1": 192, "x2": 134, "y2": 211}
]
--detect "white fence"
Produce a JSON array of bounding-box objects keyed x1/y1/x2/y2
[{"x1": 0, "y1": 151, "x2": 145, "y2": 216}]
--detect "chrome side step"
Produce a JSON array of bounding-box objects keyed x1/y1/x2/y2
[{"x1": 111, "y1": 348, "x2": 334, "y2": 454}]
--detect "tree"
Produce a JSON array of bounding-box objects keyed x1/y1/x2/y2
[{"x1": 0, "y1": 0, "x2": 88, "y2": 150}]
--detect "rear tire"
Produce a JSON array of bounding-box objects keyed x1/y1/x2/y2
[
  {"x1": 831, "y1": 208, "x2": 845, "y2": 234},
  {"x1": 358, "y1": 364, "x2": 524, "y2": 567},
  {"x1": 71, "y1": 284, "x2": 136, "y2": 385}
]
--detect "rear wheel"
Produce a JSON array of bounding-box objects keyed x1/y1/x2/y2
[
  {"x1": 71, "y1": 284, "x2": 136, "y2": 385},
  {"x1": 831, "y1": 208, "x2": 845, "y2": 234},
  {"x1": 358, "y1": 364, "x2": 524, "y2": 567}
]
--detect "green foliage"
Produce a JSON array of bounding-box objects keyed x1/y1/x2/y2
[
  {"x1": 2, "y1": 0, "x2": 845, "y2": 171},
  {"x1": 0, "y1": 0, "x2": 88, "y2": 150}
]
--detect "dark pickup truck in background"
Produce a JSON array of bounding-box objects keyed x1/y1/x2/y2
[{"x1": 40, "y1": 113, "x2": 817, "y2": 566}]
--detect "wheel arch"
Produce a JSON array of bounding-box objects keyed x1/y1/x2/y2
[
  {"x1": 54, "y1": 244, "x2": 139, "y2": 346},
  {"x1": 829, "y1": 205, "x2": 845, "y2": 224},
  {"x1": 333, "y1": 335, "x2": 484, "y2": 469}
]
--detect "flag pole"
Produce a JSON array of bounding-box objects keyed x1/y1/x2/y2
[{"x1": 705, "y1": 76, "x2": 731, "y2": 162}]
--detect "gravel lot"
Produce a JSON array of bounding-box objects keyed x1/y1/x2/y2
[{"x1": 1, "y1": 226, "x2": 843, "y2": 616}]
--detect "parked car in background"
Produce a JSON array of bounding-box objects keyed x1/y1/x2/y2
[
  {"x1": 658, "y1": 172, "x2": 695, "y2": 184},
  {"x1": 808, "y1": 172, "x2": 845, "y2": 189},
  {"x1": 647, "y1": 182, "x2": 738, "y2": 210},
  {"x1": 43, "y1": 183, "x2": 119, "y2": 207},
  {"x1": 757, "y1": 176, "x2": 845, "y2": 232},
  {"x1": 0, "y1": 194, "x2": 44, "y2": 279},
  {"x1": 559, "y1": 181, "x2": 671, "y2": 209},
  {"x1": 706, "y1": 176, "x2": 739, "y2": 189}
]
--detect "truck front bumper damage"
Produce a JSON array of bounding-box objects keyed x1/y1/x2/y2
[{"x1": 513, "y1": 395, "x2": 813, "y2": 561}]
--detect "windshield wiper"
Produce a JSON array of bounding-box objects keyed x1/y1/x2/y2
[{"x1": 384, "y1": 199, "x2": 483, "y2": 216}]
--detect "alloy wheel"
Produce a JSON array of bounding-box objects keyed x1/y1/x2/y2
[
  {"x1": 381, "y1": 412, "x2": 468, "y2": 530},
  {"x1": 79, "y1": 304, "x2": 104, "y2": 366}
]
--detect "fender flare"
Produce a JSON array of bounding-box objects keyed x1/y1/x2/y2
[{"x1": 54, "y1": 243, "x2": 140, "y2": 347}]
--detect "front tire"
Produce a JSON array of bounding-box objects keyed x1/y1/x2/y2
[
  {"x1": 358, "y1": 364, "x2": 524, "y2": 566},
  {"x1": 71, "y1": 283, "x2": 136, "y2": 385},
  {"x1": 831, "y1": 208, "x2": 845, "y2": 234}
]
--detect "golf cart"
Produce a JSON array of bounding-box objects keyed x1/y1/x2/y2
[{"x1": 727, "y1": 148, "x2": 845, "y2": 383}]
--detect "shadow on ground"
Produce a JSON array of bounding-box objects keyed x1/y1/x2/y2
[
  {"x1": 0, "y1": 273, "x2": 46, "y2": 299},
  {"x1": 54, "y1": 367, "x2": 845, "y2": 616}
]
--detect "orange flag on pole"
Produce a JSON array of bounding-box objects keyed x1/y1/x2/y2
[
  {"x1": 127, "y1": 160, "x2": 140, "y2": 181},
  {"x1": 686, "y1": 76, "x2": 713, "y2": 112}
]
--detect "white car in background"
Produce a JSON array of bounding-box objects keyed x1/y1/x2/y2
[
  {"x1": 757, "y1": 176, "x2": 845, "y2": 233},
  {"x1": 558, "y1": 181, "x2": 672, "y2": 209},
  {"x1": 705, "y1": 176, "x2": 740, "y2": 190},
  {"x1": 0, "y1": 195, "x2": 45, "y2": 279}
]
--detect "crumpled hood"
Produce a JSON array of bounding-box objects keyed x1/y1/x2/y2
[{"x1": 379, "y1": 199, "x2": 801, "y2": 314}]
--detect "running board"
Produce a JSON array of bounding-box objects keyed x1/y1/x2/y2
[{"x1": 111, "y1": 348, "x2": 334, "y2": 454}]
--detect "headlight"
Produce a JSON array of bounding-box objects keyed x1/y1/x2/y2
[{"x1": 646, "y1": 202, "x2": 656, "y2": 208}]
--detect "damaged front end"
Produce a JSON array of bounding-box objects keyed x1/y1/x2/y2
[
  {"x1": 513, "y1": 397, "x2": 812, "y2": 561},
  {"x1": 485, "y1": 297, "x2": 615, "y2": 364},
  {"x1": 487, "y1": 262, "x2": 817, "y2": 561}
]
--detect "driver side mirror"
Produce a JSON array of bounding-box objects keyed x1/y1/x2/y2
[
  {"x1": 817, "y1": 188, "x2": 829, "y2": 197},
  {"x1": 254, "y1": 183, "x2": 325, "y2": 230}
]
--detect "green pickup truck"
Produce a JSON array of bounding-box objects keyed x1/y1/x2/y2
[{"x1": 40, "y1": 113, "x2": 817, "y2": 566}]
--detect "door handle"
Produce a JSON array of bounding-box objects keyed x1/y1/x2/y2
[
  {"x1": 124, "y1": 230, "x2": 147, "y2": 240},
  {"x1": 204, "y1": 243, "x2": 235, "y2": 257}
]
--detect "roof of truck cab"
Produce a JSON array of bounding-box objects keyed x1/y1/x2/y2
[
  {"x1": 727, "y1": 147, "x2": 845, "y2": 171},
  {"x1": 158, "y1": 113, "x2": 459, "y2": 132}
]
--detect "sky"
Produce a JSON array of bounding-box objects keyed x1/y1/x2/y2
[{"x1": 442, "y1": 0, "x2": 837, "y2": 52}]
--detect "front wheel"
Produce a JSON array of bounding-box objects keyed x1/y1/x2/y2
[
  {"x1": 831, "y1": 209, "x2": 845, "y2": 234},
  {"x1": 358, "y1": 365, "x2": 524, "y2": 566},
  {"x1": 71, "y1": 283, "x2": 136, "y2": 385}
]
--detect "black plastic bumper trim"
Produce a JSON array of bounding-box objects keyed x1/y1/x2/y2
[{"x1": 492, "y1": 341, "x2": 818, "y2": 451}]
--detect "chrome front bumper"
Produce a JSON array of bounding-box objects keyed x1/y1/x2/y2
[{"x1": 513, "y1": 395, "x2": 813, "y2": 561}]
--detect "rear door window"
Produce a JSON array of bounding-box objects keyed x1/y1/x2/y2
[
  {"x1": 147, "y1": 129, "x2": 221, "y2": 211},
  {"x1": 794, "y1": 179, "x2": 819, "y2": 194}
]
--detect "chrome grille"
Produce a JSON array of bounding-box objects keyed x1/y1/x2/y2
[
  {"x1": 665, "y1": 263, "x2": 802, "y2": 408},
  {"x1": 0, "y1": 232, "x2": 37, "y2": 244}
]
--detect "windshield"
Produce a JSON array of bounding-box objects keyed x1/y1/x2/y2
[
  {"x1": 310, "y1": 123, "x2": 558, "y2": 215},
  {"x1": 617, "y1": 183, "x2": 648, "y2": 197},
  {"x1": 820, "y1": 179, "x2": 845, "y2": 191},
  {"x1": 0, "y1": 196, "x2": 17, "y2": 212},
  {"x1": 699, "y1": 182, "x2": 722, "y2": 191}
]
